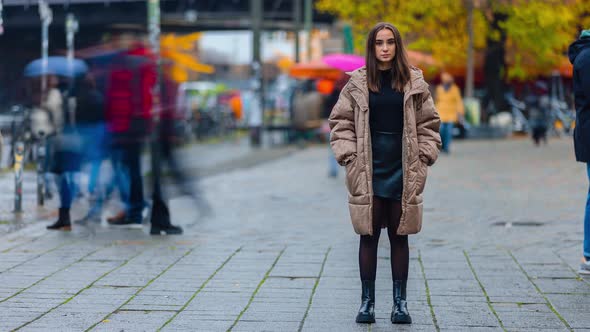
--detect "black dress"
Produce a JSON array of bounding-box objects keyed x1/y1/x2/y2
[{"x1": 369, "y1": 70, "x2": 405, "y2": 200}]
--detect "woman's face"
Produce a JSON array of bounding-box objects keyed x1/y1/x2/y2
[{"x1": 375, "y1": 28, "x2": 396, "y2": 65}]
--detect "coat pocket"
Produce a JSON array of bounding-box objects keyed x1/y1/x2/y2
[
  {"x1": 345, "y1": 157, "x2": 368, "y2": 196},
  {"x1": 399, "y1": 200, "x2": 423, "y2": 235},
  {"x1": 415, "y1": 160, "x2": 428, "y2": 195}
]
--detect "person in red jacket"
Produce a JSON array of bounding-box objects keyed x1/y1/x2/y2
[{"x1": 104, "y1": 44, "x2": 155, "y2": 227}]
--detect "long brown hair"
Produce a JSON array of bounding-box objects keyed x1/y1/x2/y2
[{"x1": 366, "y1": 22, "x2": 411, "y2": 93}]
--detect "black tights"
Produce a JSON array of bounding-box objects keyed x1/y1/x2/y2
[{"x1": 359, "y1": 196, "x2": 409, "y2": 281}]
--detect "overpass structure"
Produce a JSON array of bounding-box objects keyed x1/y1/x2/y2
[
  {"x1": 0, "y1": 0, "x2": 336, "y2": 107},
  {"x1": 1, "y1": 0, "x2": 335, "y2": 31}
]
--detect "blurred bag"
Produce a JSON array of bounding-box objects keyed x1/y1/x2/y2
[
  {"x1": 29, "y1": 107, "x2": 55, "y2": 139},
  {"x1": 49, "y1": 127, "x2": 82, "y2": 174}
]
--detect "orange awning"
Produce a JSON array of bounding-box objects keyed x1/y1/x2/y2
[{"x1": 289, "y1": 60, "x2": 348, "y2": 80}]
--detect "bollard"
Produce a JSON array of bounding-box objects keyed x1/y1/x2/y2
[{"x1": 14, "y1": 142, "x2": 24, "y2": 213}]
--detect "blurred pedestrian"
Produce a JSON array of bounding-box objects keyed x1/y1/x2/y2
[
  {"x1": 329, "y1": 22, "x2": 441, "y2": 325},
  {"x1": 243, "y1": 79, "x2": 263, "y2": 147},
  {"x1": 73, "y1": 74, "x2": 108, "y2": 225},
  {"x1": 41, "y1": 75, "x2": 63, "y2": 199},
  {"x1": 25, "y1": 76, "x2": 58, "y2": 199},
  {"x1": 46, "y1": 77, "x2": 82, "y2": 231},
  {"x1": 290, "y1": 79, "x2": 322, "y2": 145},
  {"x1": 435, "y1": 72, "x2": 463, "y2": 154},
  {"x1": 104, "y1": 44, "x2": 155, "y2": 228},
  {"x1": 568, "y1": 29, "x2": 590, "y2": 273},
  {"x1": 527, "y1": 81, "x2": 550, "y2": 146},
  {"x1": 43, "y1": 75, "x2": 65, "y2": 137},
  {"x1": 148, "y1": 73, "x2": 208, "y2": 235}
]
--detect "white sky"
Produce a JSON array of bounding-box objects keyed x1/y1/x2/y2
[{"x1": 199, "y1": 31, "x2": 298, "y2": 64}]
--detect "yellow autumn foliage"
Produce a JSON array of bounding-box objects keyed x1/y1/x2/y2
[
  {"x1": 160, "y1": 32, "x2": 214, "y2": 83},
  {"x1": 317, "y1": 0, "x2": 590, "y2": 80}
]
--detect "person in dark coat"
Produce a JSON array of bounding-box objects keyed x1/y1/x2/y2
[
  {"x1": 527, "y1": 81, "x2": 550, "y2": 146},
  {"x1": 46, "y1": 77, "x2": 82, "y2": 231},
  {"x1": 73, "y1": 74, "x2": 108, "y2": 225},
  {"x1": 569, "y1": 29, "x2": 590, "y2": 273}
]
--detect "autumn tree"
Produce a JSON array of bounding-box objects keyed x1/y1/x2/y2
[
  {"x1": 317, "y1": 0, "x2": 590, "y2": 114},
  {"x1": 316, "y1": 0, "x2": 486, "y2": 68}
]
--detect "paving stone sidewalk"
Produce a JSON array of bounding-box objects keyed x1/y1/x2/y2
[
  {"x1": 0, "y1": 137, "x2": 294, "y2": 235},
  {"x1": 1, "y1": 137, "x2": 590, "y2": 331}
]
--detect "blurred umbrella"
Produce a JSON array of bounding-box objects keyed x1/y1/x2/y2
[
  {"x1": 322, "y1": 54, "x2": 364, "y2": 71},
  {"x1": 292, "y1": 51, "x2": 438, "y2": 80},
  {"x1": 24, "y1": 56, "x2": 88, "y2": 77},
  {"x1": 322, "y1": 51, "x2": 438, "y2": 72},
  {"x1": 289, "y1": 60, "x2": 342, "y2": 80}
]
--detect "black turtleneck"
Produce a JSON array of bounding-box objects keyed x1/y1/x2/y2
[{"x1": 369, "y1": 70, "x2": 405, "y2": 133}]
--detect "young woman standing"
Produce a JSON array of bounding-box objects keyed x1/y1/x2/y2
[{"x1": 329, "y1": 22, "x2": 441, "y2": 324}]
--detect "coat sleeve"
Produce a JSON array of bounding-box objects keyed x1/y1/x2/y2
[
  {"x1": 329, "y1": 84, "x2": 357, "y2": 166},
  {"x1": 416, "y1": 89, "x2": 442, "y2": 166},
  {"x1": 579, "y1": 55, "x2": 590, "y2": 101}
]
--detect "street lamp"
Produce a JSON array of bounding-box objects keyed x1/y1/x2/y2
[
  {"x1": 147, "y1": 0, "x2": 178, "y2": 234},
  {"x1": 66, "y1": 14, "x2": 79, "y2": 70},
  {"x1": 38, "y1": 0, "x2": 52, "y2": 95},
  {"x1": 34, "y1": 1, "x2": 52, "y2": 207},
  {"x1": 464, "y1": 0, "x2": 484, "y2": 127},
  {"x1": 0, "y1": 0, "x2": 4, "y2": 35},
  {"x1": 304, "y1": 0, "x2": 312, "y2": 61},
  {"x1": 146, "y1": 0, "x2": 183, "y2": 235},
  {"x1": 66, "y1": 13, "x2": 78, "y2": 125}
]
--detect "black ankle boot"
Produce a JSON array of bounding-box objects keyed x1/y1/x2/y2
[
  {"x1": 150, "y1": 224, "x2": 183, "y2": 235},
  {"x1": 355, "y1": 280, "x2": 375, "y2": 323},
  {"x1": 149, "y1": 197, "x2": 183, "y2": 235},
  {"x1": 392, "y1": 280, "x2": 412, "y2": 324},
  {"x1": 47, "y1": 208, "x2": 72, "y2": 231}
]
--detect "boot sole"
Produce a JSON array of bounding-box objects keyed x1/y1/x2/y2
[
  {"x1": 392, "y1": 314, "x2": 412, "y2": 324},
  {"x1": 150, "y1": 229, "x2": 183, "y2": 235},
  {"x1": 47, "y1": 226, "x2": 72, "y2": 231},
  {"x1": 355, "y1": 314, "x2": 375, "y2": 324}
]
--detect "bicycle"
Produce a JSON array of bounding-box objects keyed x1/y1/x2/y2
[
  {"x1": 505, "y1": 94, "x2": 530, "y2": 133},
  {"x1": 547, "y1": 97, "x2": 575, "y2": 136},
  {"x1": 9, "y1": 104, "x2": 54, "y2": 206}
]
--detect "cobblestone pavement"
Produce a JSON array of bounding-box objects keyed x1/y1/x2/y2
[
  {"x1": 0, "y1": 137, "x2": 294, "y2": 235},
  {"x1": 1, "y1": 137, "x2": 590, "y2": 331}
]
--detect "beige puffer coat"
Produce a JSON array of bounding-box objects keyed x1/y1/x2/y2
[{"x1": 329, "y1": 66, "x2": 441, "y2": 236}]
